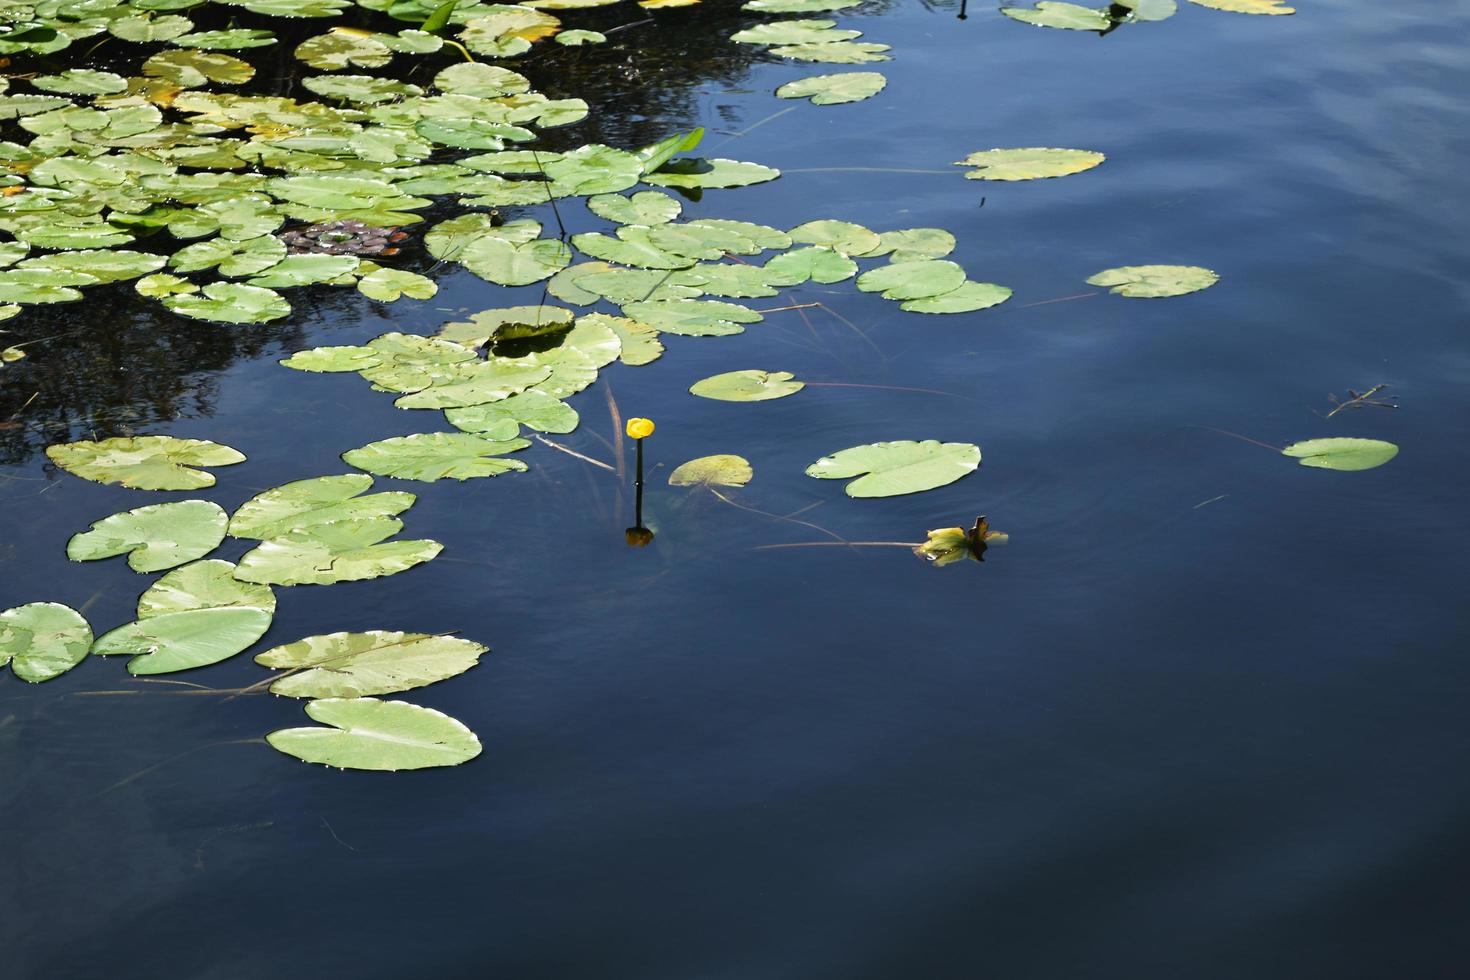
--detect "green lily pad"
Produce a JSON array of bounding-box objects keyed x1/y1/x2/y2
[
  {"x1": 672, "y1": 263, "x2": 779, "y2": 298},
  {"x1": 46, "y1": 435, "x2": 245, "y2": 491},
  {"x1": 644, "y1": 158, "x2": 781, "y2": 190},
  {"x1": 164, "y1": 282, "x2": 291, "y2": 323},
  {"x1": 743, "y1": 0, "x2": 862, "y2": 9},
  {"x1": 590, "y1": 313, "x2": 663, "y2": 366},
  {"x1": 143, "y1": 50, "x2": 257, "y2": 86},
  {"x1": 108, "y1": 15, "x2": 195, "y2": 42},
  {"x1": 788, "y1": 219, "x2": 879, "y2": 255},
  {"x1": 0, "y1": 602, "x2": 92, "y2": 683},
  {"x1": 0, "y1": 269, "x2": 94, "y2": 304},
  {"x1": 343, "y1": 432, "x2": 531, "y2": 482},
  {"x1": 857, "y1": 228, "x2": 957, "y2": 262},
  {"x1": 761, "y1": 246, "x2": 857, "y2": 285},
  {"x1": 776, "y1": 71, "x2": 887, "y2": 105},
  {"x1": 690, "y1": 369, "x2": 805, "y2": 402},
  {"x1": 433, "y1": 62, "x2": 531, "y2": 98},
  {"x1": 234, "y1": 517, "x2": 443, "y2": 586},
  {"x1": 136, "y1": 560, "x2": 276, "y2": 619},
  {"x1": 669, "y1": 454, "x2": 753, "y2": 488},
  {"x1": 229, "y1": 474, "x2": 416, "y2": 540},
  {"x1": 1281, "y1": 438, "x2": 1398, "y2": 472},
  {"x1": 94, "y1": 606, "x2": 274, "y2": 676},
  {"x1": 570, "y1": 230, "x2": 694, "y2": 270},
  {"x1": 172, "y1": 29, "x2": 280, "y2": 49},
  {"x1": 555, "y1": 29, "x2": 606, "y2": 45},
  {"x1": 303, "y1": 75, "x2": 423, "y2": 103},
  {"x1": 257, "y1": 630, "x2": 486, "y2": 698},
  {"x1": 732, "y1": 20, "x2": 862, "y2": 45},
  {"x1": 30, "y1": 70, "x2": 128, "y2": 96},
  {"x1": 621, "y1": 298, "x2": 762, "y2": 336},
  {"x1": 360, "y1": 332, "x2": 478, "y2": 392},
  {"x1": 1001, "y1": 2, "x2": 1114, "y2": 30},
  {"x1": 67, "y1": 500, "x2": 228, "y2": 574},
  {"x1": 170, "y1": 235, "x2": 287, "y2": 277},
  {"x1": 445, "y1": 389, "x2": 579, "y2": 438},
  {"x1": 392, "y1": 360, "x2": 553, "y2": 409},
  {"x1": 1188, "y1": 0, "x2": 1293, "y2": 13},
  {"x1": 249, "y1": 254, "x2": 360, "y2": 288},
  {"x1": 295, "y1": 30, "x2": 393, "y2": 71},
  {"x1": 20, "y1": 249, "x2": 166, "y2": 284},
  {"x1": 459, "y1": 237, "x2": 571, "y2": 286},
  {"x1": 770, "y1": 41, "x2": 892, "y2": 63},
  {"x1": 357, "y1": 266, "x2": 438, "y2": 302},
  {"x1": 956, "y1": 147, "x2": 1106, "y2": 180},
  {"x1": 856, "y1": 259, "x2": 967, "y2": 301},
  {"x1": 588, "y1": 190, "x2": 682, "y2": 225},
  {"x1": 282, "y1": 346, "x2": 383, "y2": 373},
  {"x1": 900, "y1": 280, "x2": 1013, "y2": 314},
  {"x1": 266, "y1": 697, "x2": 481, "y2": 771},
  {"x1": 1117, "y1": 0, "x2": 1178, "y2": 21},
  {"x1": 806, "y1": 440, "x2": 981, "y2": 498},
  {"x1": 439, "y1": 305, "x2": 575, "y2": 347},
  {"x1": 1086, "y1": 264, "x2": 1219, "y2": 297}
]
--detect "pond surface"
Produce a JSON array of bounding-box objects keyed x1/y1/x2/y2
[{"x1": 4, "y1": 1, "x2": 1470, "y2": 976}]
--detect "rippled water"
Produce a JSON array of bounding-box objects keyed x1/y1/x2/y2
[{"x1": 4, "y1": 1, "x2": 1470, "y2": 976}]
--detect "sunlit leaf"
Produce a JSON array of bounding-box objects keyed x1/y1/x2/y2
[
  {"x1": 439, "y1": 305, "x2": 574, "y2": 347},
  {"x1": 445, "y1": 389, "x2": 579, "y2": 438},
  {"x1": 743, "y1": 0, "x2": 861, "y2": 10},
  {"x1": 343, "y1": 432, "x2": 530, "y2": 481},
  {"x1": 1189, "y1": 0, "x2": 1293, "y2": 13},
  {"x1": 621, "y1": 298, "x2": 762, "y2": 336},
  {"x1": 171, "y1": 29, "x2": 279, "y2": 49},
  {"x1": 249, "y1": 254, "x2": 360, "y2": 287},
  {"x1": 136, "y1": 560, "x2": 277, "y2": 619},
  {"x1": 555, "y1": 28, "x2": 606, "y2": 44},
  {"x1": 93, "y1": 606, "x2": 274, "y2": 676},
  {"x1": 856, "y1": 259, "x2": 966, "y2": 301},
  {"x1": 392, "y1": 360, "x2": 553, "y2": 409},
  {"x1": 1086, "y1": 264, "x2": 1219, "y2": 297},
  {"x1": 669, "y1": 454, "x2": 753, "y2": 487},
  {"x1": 1281, "y1": 438, "x2": 1398, "y2": 472},
  {"x1": 732, "y1": 20, "x2": 861, "y2": 45},
  {"x1": 46, "y1": 435, "x2": 245, "y2": 491},
  {"x1": 770, "y1": 41, "x2": 892, "y2": 63},
  {"x1": 788, "y1": 219, "x2": 879, "y2": 255},
  {"x1": 0, "y1": 603, "x2": 92, "y2": 683},
  {"x1": 164, "y1": 282, "x2": 291, "y2": 323},
  {"x1": 282, "y1": 346, "x2": 383, "y2": 373},
  {"x1": 67, "y1": 500, "x2": 228, "y2": 574},
  {"x1": 900, "y1": 280, "x2": 1013, "y2": 313},
  {"x1": 357, "y1": 266, "x2": 438, "y2": 301},
  {"x1": 108, "y1": 15, "x2": 194, "y2": 42},
  {"x1": 776, "y1": 71, "x2": 886, "y2": 105},
  {"x1": 690, "y1": 369, "x2": 804, "y2": 402},
  {"x1": 1000, "y1": 2, "x2": 1113, "y2": 30},
  {"x1": 955, "y1": 147, "x2": 1105, "y2": 180},
  {"x1": 856, "y1": 228, "x2": 957, "y2": 262},
  {"x1": 806, "y1": 440, "x2": 981, "y2": 498},
  {"x1": 257, "y1": 630, "x2": 486, "y2": 698},
  {"x1": 234, "y1": 517, "x2": 442, "y2": 585},
  {"x1": 761, "y1": 246, "x2": 856, "y2": 285},
  {"x1": 587, "y1": 190, "x2": 682, "y2": 225},
  {"x1": 143, "y1": 50, "x2": 257, "y2": 87},
  {"x1": 30, "y1": 70, "x2": 128, "y2": 96},
  {"x1": 433, "y1": 62, "x2": 531, "y2": 97},
  {"x1": 229, "y1": 474, "x2": 416, "y2": 540},
  {"x1": 267, "y1": 697, "x2": 481, "y2": 771},
  {"x1": 644, "y1": 157, "x2": 780, "y2": 189}
]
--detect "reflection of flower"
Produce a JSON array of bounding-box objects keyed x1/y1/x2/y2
[
  {"x1": 626, "y1": 418, "x2": 655, "y2": 439},
  {"x1": 279, "y1": 220, "x2": 408, "y2": 256}
]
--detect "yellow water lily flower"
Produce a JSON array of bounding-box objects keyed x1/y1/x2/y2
[{"x1": 626, "y1": 418, "x2": 655, "y2": 439}]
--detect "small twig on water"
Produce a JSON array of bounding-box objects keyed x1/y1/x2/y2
[
  {"x1": 529, "y1": 149, "x2": 567, "y2": 239},
  {"x1": 532, "y1": 433, "x2": 616, "y2": 472},
  {"x1": 708, "y1": 488, "x2": 854, "y2": 547},
  {"x1": 753, "y1": 541, "x2": 917, "y2": 551},
  {"x1": 1323, "y1": 383, "x2": 1397, "y2": 418},
  {"x1": 755, "y1": 303, "x2": 821, "y2": 314},
  {"x1": 605, "y1": 384, "x2": 626, "y2": 479},
  {"x1": 1018, "y1": 291, "x2": 1101, "y2": 309},
  {"x1": 1184, "y1": 425, "x2": 1282, "y2": 452}
]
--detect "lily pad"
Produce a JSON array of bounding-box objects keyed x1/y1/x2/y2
[
  {"x1": 776, "y1": 71, "x2": 887, "y2": 105},
  {"x1": 136, "y1": 560, "x2": 277, "y2": 618},
  {"x1": 257, "y1": 630, "x2": 486, "y2": 698},
  {"x1": 459, "y1": 237, "x2": 572, "y2": 286},
  {"x1": 590, "y1": 313, "x2": 663, "y2": 366},
  {"x1": 46, "y1": 435, "x2": 245, "y2": 491},
  {"x1": 295, "y1": 31, "x2": 393, "y2": 71},
  {"x1": 164, "y1": 282, "x2": 291, "y2": 323},
  {"x1": 732, "y1": 20, "x2": 861, "y2": 45},
  {"x1": 788, "y1": 219, "x2": 880, "y2": 255},
  {"x1": 1281, "y1": 438, "x2": 1398, "y2": 472},
  {"x1": 234, "y1": 517, "x2": 443, "y2": 586},
  {"x1": 439, "y1": 305, "x2": 575, "y2": 347},
  {"x1": 690, "y1": 369, "x2": 805, "y2": 402},
  {"x1": 588, "y1": 190, "x2": 682, "y2": 225},
  {"x1": 856, "y1": 259, "x2": 967, "y2": 301},
  {"x1": 806, "y1": 440, "x2": 981, "y2": 498},
  {"x1": 743, "y1": 0, "x2": 861, "y2": 9},
  {"x1": 1000, "y1": 2, "x2": 1114, "y2": 30},
  {"x1": 555, "y1": 29, "x2": 606, "y2": 45},
  {"x1": 445, "y1": 390, "x2": 580, "y2": 438},
  {"x1": 0, "y1": 603, "x2": 92, "y2": 683},
  {"x1": 1086, "y1": 264, "x2": 1219, "y2": 298},
  {"x1": 144, "y1": 50, "x2": 257, "y2": 86},
  {"x1": 1189, "y1": 0, "x2": 1293, "y2": 12},
  {"x1": 669, "y1": 454, "x2": 753, "y2": 488},
  {"x1": 621, "y1": 299, "x2": 762, "y2": 336},
  {"x1": 769, "y1": 41, "x2": 892, "y2": 64},
  {"x1": 956, "y1": 147, "x2": 1105, "y2": 181},
  {"x1": 357, "y1": 267, "x2": 438, "y2": 302},
  {"x1": 858, "y1": 228, "x2": 957, "y2": 262},
  {"x1": 343, "y1": 432, "x2": 531, "y2": 482},
  {"x1": 282, "y1": 346, "x2": 383, "y2": 373},
  {"x1": 391, "y1": 360, "x2": 553, "y2": 409},
  {"x1": 67, "y1": 500, "x2": 228, "y2": 574},
  {"x1": 644, "y1": 158, "x2": 781, "y2": 190},
  {"x1": 761, "y1": 246, "x2": 856, "y2": 285},
  {"x1": 30, "y1": 70, "x2": 128, "y2": 96},
  {"x1": 266, "y1": 697, "x2": 481, "y2": 771},
  {"x1": 229, "y1": 474, "x2": 416, "y2": 540},
  {"x1": 94, "y1": 606, "x2": 274, "y2": 676},
  {"x1": 900, "y1": 280, "x2": 1013, "y2": 313}
]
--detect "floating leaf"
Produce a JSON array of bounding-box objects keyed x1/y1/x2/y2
[
  {"x1": 592, "y1": 313, "x2": 663, "y2": 366},
  {"x1": 761, "y1": 246, "x2": 856, "y2": 285},
  {"x1": 93, "y1": 606, "x2": 273, "y2": 676},
  {"x1": 1188, "y1": 0, "x2": 1293, "y2": 12},
  {"x1": 770, "y1": 41, "x2": 892, "y2": 63},
  {"x1": 303, "y1": 74, "x2": 423, "y2": 103},
  {"x1": 900, "y1": 280, "x2": 1013, "y2": 313},
  {"x1": 732, "y1": 20, "x2": 861, "y2": 45},
  {"x1": 267, "y1": 697, "x2": 481, "y2": 771},
  {"x1": 433, "y1": 62, "x2": 530, "y2": 97},
  {"x1": 67, "y1": 500, "x2": 228, "y2": 574},
  {"x1": 343, "y1": 433, "x2": 530, "y2": 482},
  {"x1": 170, "y1": 235, "x2": 286, "y2": 277},
  {"x1": 669, "y1": 454, "x2": 753, "y2": 488},
  {"x1": 672, "y1": 263, "x2": 779, "y2": 298},
  {"x1": 570, "y1": 230, "x2": 694, "y2": 270},
  {"x1": 555, "y1": 29, "x2": 606, "y2": 45},
  {"x1": 1001, "y1": 2, "x2": 1114, "y2": 30},
  {"x1": 956, "y1": 147, "x2": 1105, "y2": 181},
  {"x1": 743, "y1": 0, "x2": 862, "y2": 10},
  {"x1": 460, "y1": 237, "x2": 572, "y2": 286},
  {"x1": 172, "y1": 29, "x2": 280, "y2": 49},
  {"x1": 46, "y1": 436, "x2": 245, "y2": 491},
  {"x1": 257, "y1": 631, "x2": 486, "y2": 698},
  {"x1": 440, "y1": 305, "x2": 574, "y2": 347},
  {"x1": 30, "y1": 70, "x2": 128, "y2": 96},
  {"x1": 109, "y1": 15, "x2": 195, "y2": 42},
  {"x1": 392, "y1": 360, "x2": 553, "y2": 409},
  {"x1": 282, "y1": 346, "x2": 383, "y2": 373},
  {"x1": 621, "y1": 299, "x2": 762, "y2": 336},
  {"x1": 234, "y1": 517, "x2": 442, "y2": 586},
  {"x1": 164, "y1": 282, "x2": 291, "y2": 323},
  {"x1": 788, "y1": 219, "x2": 879, "y2": 255},
  {"x1": 295, "y1": 30, "x2": 393, "y2": 71},
  {"x1": 632, "y1": 128, "x2": 704, "y2": 175},
  {"x1": 690, "y1": 369, "x2": 804, "y2": 402},
  {"x1": 136, "y1": 274, "x2": 199, "y2": 299},
  {"x1": 143, "y1": 50, "x2": 257, "y2": 86},
  {"x1": 250, "y1": 255, "x2": 359, "y2": 288},
  {"x1": 360, "y1": 332, "x2": 477, "y2": 392},
  {"x1": 587, "y1": 190, "x2": 681, "y2": 225},
  {"x1": 0, "y1": 603, "x2": 92, "y2": 683},
  {"x1": 776, "y1": 71, "x2": 887, "y2": 105},
  {"x1": 445, "y1": 390, "x2": 579, "y2": 438},
  {"x1": 229, "y1": 474, "x2": 416, "y2": 540},
  {"x1": 425, "y1": 214, "x2": 539, "y2": 260},
  {"x1": 644, "y1": 158, "x2": 780, "y2": 190},
  {"x1": 1117, "y1": 0, "x2": 1178, "y2": 20},
  {"x1": 136, "y1": 560, "x2": 276, "y2": 619},
  {"x1": 357, "y1": 266, "x2": 438, "y2": 302},
  {"x1": 857, "y1": 259, "x2": 967, "y2": 301},
  {"x1": 1281, "y1": 438, "x2": 1398, "y2": 472},
  {"x1": 806, "y1": 440, "x2": 981, "y2": 498},
  {"x1": 1086, "y1": 264, "x2": 1219, "y2": 297},
  {"x1": 858, "y1": 228, "x2": 957, "y2": 262}
]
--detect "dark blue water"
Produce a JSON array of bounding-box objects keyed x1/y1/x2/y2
[{"x1": 4, "y1": 2, "x2": 1470, "y2": 976}]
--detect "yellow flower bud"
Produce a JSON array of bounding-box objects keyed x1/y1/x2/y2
[{"x1": 626, "y1": 417, "x2": 655, "y2": 440}]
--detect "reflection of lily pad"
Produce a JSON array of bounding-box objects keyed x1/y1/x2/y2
[
  {"x1": 807, "y1": 440, "x2": 981, "y2": 498},
  {"x1": 1281, "y1": 438, "x2": 1398, "y2": 472},
  {"x1": 46, "y1": 435, "x2": 245, "y2": 491},
  {"x1": 267, "y1": 697, "x2": 481, "y2": 771}
]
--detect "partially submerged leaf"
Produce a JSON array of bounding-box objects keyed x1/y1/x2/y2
[
  {"x1": 806, "y1": 440, "x2": 981, "y2": 498},
  {"x1": 0, "y1": 603, "x2": 92, "y2": 683},
  {"x1": 668, "y1": 454, "x2": 753, "y2": 487},
  {"x1": 690, "y1": 369, "x2": 804, "y2": 402},
  {"x1": 67, "y1": 500, "x2": 228, "y2": 574},
  {"x1": 257, "y1": 630, "x2": 486, "y2": 698},
  {"x1": 46, "y1": 436, "x2": 245, "y2": 491},
  {"x1": 267, "y1": 697, "x2": 481, "y2": 771},
  {"x1": 1281, "y1": 438, "x2": 1398, "y2": 472}
]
